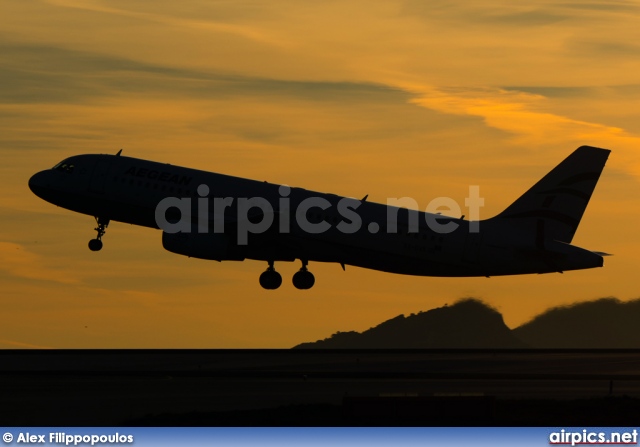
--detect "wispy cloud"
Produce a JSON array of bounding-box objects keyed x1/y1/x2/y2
[
  {"x1": 44, "y1": 0, "x2": 290, "y2": 48},
  {"x1": 0, "y1": 40, "x2": 404, "y2": 105},
  {"x1": 363, "y1": 78, "x2": 640, "y2": 177},
  {"x1": 404, "y1": 84, "x2": 626, "y2": 144},
  {"x1": 557, "y1": 1, "x2": 640, "y2": 13},
  {"x1": 0, "y1": 338, "x2": 53, "y2": 349},
  {"x1": 0, "y1": 241, "x2": 80, "y2": 284}
]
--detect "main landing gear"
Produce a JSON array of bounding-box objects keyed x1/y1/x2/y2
[
  {"x1": 259, "y1": 260, "x2": 315, "y2": 290},
  {"x1": 88, "y1": 217, "x2": 110, "y2": 252},
  {"x1": 292, "y1": 260, "x2": 315, "y2": 290},
  {"x1": 259, "y1": 261, "x2": 282, "y2": 290}
]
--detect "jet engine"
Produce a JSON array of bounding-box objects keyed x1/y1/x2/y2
[{"x1": 162, "y1": 230, "x2": 246, "y2": 261}]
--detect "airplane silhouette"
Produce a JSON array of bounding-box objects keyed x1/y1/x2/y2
[{"x1": 29, "y1": 146, "x2": 610, "y2": 289}]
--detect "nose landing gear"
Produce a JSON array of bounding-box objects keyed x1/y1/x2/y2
[{"x1": 88, "y1": 217, "x2": 110, "y2": 251}]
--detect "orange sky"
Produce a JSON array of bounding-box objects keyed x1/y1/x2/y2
[{"x1": 2, "y1": 0, "x2": 640, "y2": 347}]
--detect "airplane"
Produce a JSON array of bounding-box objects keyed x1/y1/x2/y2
[{"x1": 29, "y1": 145, "x2": 610, "y2": 290}]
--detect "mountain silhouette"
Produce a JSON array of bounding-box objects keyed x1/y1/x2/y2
[
  {"x1": 293, "y1": 298, "x2": 528, "y2": 349},
  {"x1": 513, "y1": 297, "x2": 640, "y2": 348}
]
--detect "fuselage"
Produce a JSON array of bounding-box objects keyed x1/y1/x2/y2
[{"x1": 28, "y1": 150, "x2": 606, "y2": 284}]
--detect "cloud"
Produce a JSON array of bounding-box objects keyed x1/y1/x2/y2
[
  {"x1": 569, "y1": 40, "x2": 640, "y2": 58},
  {"x1": 0, "y1": 40, "x2": 406, "y2": 105},
  {"x1": 401, "y1": 1, "x2": 640, "y2": 24},
  {"x1": 0, "y1": 241, "x2": 80, "y2": 284},
  {"x1": 557, "y1": 1, "x2": 640, "y2": 13},
  {"x1": 375, "y1": 80, "x2": 640, "y2": 179},
  {"x1": 501, "y1": 86, "x2": 596, "y2": 98},
  {"x1": 403, "y1": 84, "x2": 626, "y2": 144},
  {"x1": 479, "y1": 10, "x2": 568, "y2": 26},
  {"x1": 44, "y1": 0, "x2": 289, "y2": 48},
  {"x1": 0, "y1": 338, "x2": 53, "y2": 349}
]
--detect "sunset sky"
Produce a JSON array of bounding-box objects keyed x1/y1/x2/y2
[{"x1": 2, "y1": 0, "x2": 640, "y2": 348}]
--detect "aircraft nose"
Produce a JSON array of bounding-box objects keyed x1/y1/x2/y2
[{"x1": 28, "y1": 170, "x2": 50, "y2": 199}]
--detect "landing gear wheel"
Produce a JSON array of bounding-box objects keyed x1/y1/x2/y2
[
  {"x1": 292, "y1": 270, "x2": 315, "y2": 289},
  {"x1": 293, "y1": 260, "x2": 315, "y2": 290},
  {"x1": 88, "y1": 216, "x2": 110, "y2": 252},
  {"x1": 259, "y1": 261, "x2": 282, "y2": 290},
  {"x1": 88, "y1": 239, "x2": 103, "y2": 251}
]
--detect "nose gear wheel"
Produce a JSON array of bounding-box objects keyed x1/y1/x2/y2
[{"x1": 88, "y1": 217, "x2": 109, "y2": 251}]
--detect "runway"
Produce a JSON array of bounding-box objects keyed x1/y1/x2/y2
[{"x1": 2, "y1": 350, "x2": 640, "y2": 425}]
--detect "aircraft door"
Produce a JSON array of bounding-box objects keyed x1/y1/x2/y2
[{"x1": 89, "y1": 158, "x2": 112, "y2": 194}]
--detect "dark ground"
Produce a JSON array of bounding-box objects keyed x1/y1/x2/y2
[{"x1": 2, "y1": 349, "x2": 640, "y2": 426}]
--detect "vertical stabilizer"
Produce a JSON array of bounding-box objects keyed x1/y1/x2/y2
[{"x1": 495, "y1": 146, "x2": 610, "y2": 245}]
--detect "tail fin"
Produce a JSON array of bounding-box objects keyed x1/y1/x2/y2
[{"x1": 495, "y1": 146, "x2": 610, "y2": 245}]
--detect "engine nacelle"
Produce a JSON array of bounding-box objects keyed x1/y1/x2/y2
[{"x1": 162, "y1": 230, "x2": 246, "y2": 261}]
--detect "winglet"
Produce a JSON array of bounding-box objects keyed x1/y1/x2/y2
[{"x1": 592, "y1": 251, "x2": 613, "y2": 256}]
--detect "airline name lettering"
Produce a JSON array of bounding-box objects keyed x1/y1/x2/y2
[{"x1": 124, "y1": 166, "x2": 192, "y2": 186}]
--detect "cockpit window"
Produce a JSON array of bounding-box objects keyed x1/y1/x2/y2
[{"x1": 52, "y1": 162, "x2": 75, "y2": 173}]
